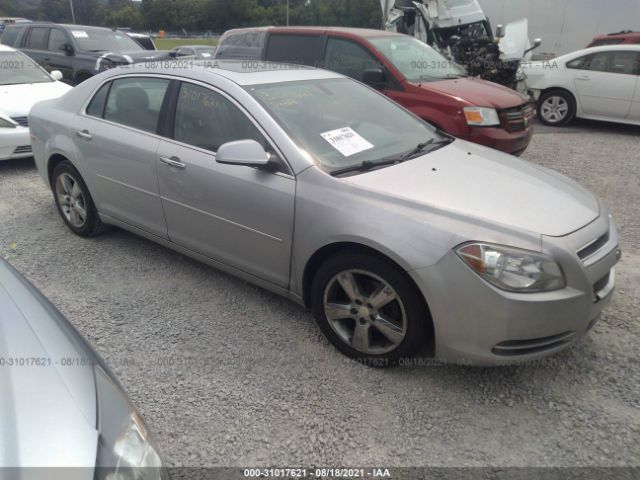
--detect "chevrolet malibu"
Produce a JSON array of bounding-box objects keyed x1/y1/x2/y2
[
  {"x1": 0, "y1": 258, "x2": 166, "y2": 478},
  {"x1": 29, "y1": 62, "x2": 620, "y2": 366}
]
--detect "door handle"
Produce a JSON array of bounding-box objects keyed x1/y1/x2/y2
[
  {"x1": 76, "y1": 129, "x2": 92, "y2": 140},
  {"x1": 159, "y1": 156, "x2": 186, "y2": 169},
  {"x1": 576, "y1": 75, "x2": 590, "y2": 81}
]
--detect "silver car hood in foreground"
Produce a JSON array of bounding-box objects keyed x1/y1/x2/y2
[
  {"x1": 346, "y1": 140, "x2": 599, "y2": 237},
  {"x1": 0, "y1": 260, "x2": 98, "y2": 468}
]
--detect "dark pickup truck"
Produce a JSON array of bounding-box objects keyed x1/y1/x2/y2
[{"x1": 1, "y1": 22, "x2": 172, "y2": 85}]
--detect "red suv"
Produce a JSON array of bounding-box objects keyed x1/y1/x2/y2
[
  {"x1": 215, "y1": 27, "x2": 534, "y2": 155},
  {"x1": 587, "y1": 31, "x2": 640, "y2": 47}
]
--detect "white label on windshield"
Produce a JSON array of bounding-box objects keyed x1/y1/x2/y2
[
  {"x1": 71, "y1": 30, "x2": 89, "y2": 38},
  {"x1": 320, "y1": 127, "x2": 374, "y2": 157}
]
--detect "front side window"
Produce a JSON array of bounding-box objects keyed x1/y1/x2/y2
[
  {"x1": 103, "y1": 77, "x2": 169, "y2": 133},
  {"x1": 0, "y1": 51, "x2": 52, "y2": 85},
  {"x1": 246, "y1": 78, "x2": 441, "y2": 172},
  {"x1": 567, "y1": 55, "x2": 589, "y2": 70},
  {"x1": 48, "y1": 29, "x2": 67, "y2": 52},
  {"x1": 368, "y1": 35, "x2": 466, "y2": 82},
  {"x1": 174, "y1": 82, "x2": 267, "y2": 152},
  {"x1": 324, "y1": 37, "x2": 382, "y2": 81},
  {"x1": 26, "y1": 27, "x2": 48, "y2": 50}
]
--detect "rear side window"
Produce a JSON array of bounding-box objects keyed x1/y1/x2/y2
[
  {"x1": 173, "y1": 82, "x2": 267, "y2": 152},
  {"x1": 324, "y1": 37, "x2": 381, "y2": 81},
  {"x1": 103, "y1": 77, "x2": 170, "y2": 133},
  {"x1": 216, "y1": 31, "x2": 265, "y2": 59},
  {"x1": 26, "y1": 27, "x2": 49, "y2": 50},
  {"x1": 86, "y1": 82, "x2": 111, "y2": 118},
  {"x1": 1, "y1": 25, "x2": 21, "y2": 46},
  {"x1": 265, "y1": 34, "x2": 323, "y2": 66}
]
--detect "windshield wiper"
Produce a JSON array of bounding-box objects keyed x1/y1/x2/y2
[
  {"x1": 401, "y1": 137, "x2": 453, "y2": 160},
  {"x1": 330, "y1": 158, "x2": 402, "y2": 177}
]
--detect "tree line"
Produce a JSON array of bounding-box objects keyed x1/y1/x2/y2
[{"x1": 1, "y1": 0, "x2": 384, "y2": 33}]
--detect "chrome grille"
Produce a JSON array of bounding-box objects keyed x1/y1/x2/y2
[
  {"x1": 10, "y1": 116, "x2": 28, "y2": 127},
  {"x1": 13, "y1": 145, "x2": 32, "y2": 154},
  {"x1": 501, "y1": 103, "x2": 534, "y2": 132}
]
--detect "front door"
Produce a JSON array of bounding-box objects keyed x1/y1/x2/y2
[{"x1": 156, "y1": 81, "x2": 295, "y2": 287}]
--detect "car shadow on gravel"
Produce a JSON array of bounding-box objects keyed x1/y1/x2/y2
[
  {"x1": 535, "y1": 118, "x2": 640, "y2": 136},
  {"x1": 0, "y1": 157, "x2": 37, "y2": 174}
]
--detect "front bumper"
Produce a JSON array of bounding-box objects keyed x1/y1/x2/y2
[
  {"x1": 465, "y1": 124, "x2": 534, "y2": 156},
  {"x1": 0, "y1": 126, "x2": 32, "y2": 161},
  {"x1": 411, "y1": 212, "x2": 620, "y2": 366}
]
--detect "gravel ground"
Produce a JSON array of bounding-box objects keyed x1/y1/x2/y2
[{"x1": 1, "y1": 119, "x2": 639, "y2": 469}]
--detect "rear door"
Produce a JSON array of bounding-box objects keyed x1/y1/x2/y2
[
  {"x1": 156, "y1": 81, "x2": 295, "y2": 287},
  {"x1": 73, "y1": 76, "x2": 171, "y2": 238},
  {"x1": 573, "y1": 50, "x2": 640, "y2": 119}
]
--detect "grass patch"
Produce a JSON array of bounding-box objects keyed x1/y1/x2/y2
[{"x1": 154, "y1": 38, "x2": 218, "y2": 50}]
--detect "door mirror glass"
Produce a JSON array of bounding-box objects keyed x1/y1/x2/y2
[
  {"x1": 216, "y1": 139, "x2": 271, "y2": 167},
  {"x1": 50, "y1": 70, "x2": 63, "y2": 81},
  {"x1": 362, "y1": 68, "x2": 386, "y2": 88}
]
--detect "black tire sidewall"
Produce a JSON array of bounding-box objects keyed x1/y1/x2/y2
[
  {"x1": 310, "y1": 251, "x2": 429, "y2": 366},
  {"x1": 537, "y1": 90, "x2": 576, "y2": 126},
  {"x1": 51, "y1": 161, "x2": 100, "y2": 237}
]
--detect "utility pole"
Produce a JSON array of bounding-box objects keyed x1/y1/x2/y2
[
  {"x1": 286, "y1": 0, "x2": 290, "y2": 26},
  {"x1": 69, "y1": 0, "x2": 76, "y2": 24}
]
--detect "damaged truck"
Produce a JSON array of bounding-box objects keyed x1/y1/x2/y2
[{"x1": 381, "y1": 0, "x2": 541, "y2": 91}]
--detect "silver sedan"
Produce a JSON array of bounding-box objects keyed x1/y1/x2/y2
[
  {"x1": 29, "y1": 61, "x2": 620, "y2": 366},
  {"x1": 0, "y1": 258, "x2": 166, "y2": 478}
]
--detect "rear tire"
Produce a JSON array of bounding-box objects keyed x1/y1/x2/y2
[
  {"x1": 537, "y1": 90, "x2": 576, "y2": 126},
  {"x1": 51, "y1": 161, "x2": 108, "y2": 237},
  {"x1": 310, "y1": 251, "x2": 430, "y2": 367}
]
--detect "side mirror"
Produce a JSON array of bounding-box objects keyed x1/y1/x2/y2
[
  {"x1": 495, "y1": 24, "x2": 505, "y2": 39},
  {"x1": 61, "y1": 43, "x2": 74, "y2": 55},
  {"x1": 50, "y1": 70, "x2": 64, "y2": 81},
  {"x1": 216, "y1": 139, "x2": 271, "y2": 168},
  {"x1": 169, "y1": 50, "x2": 178, "y2": 58},
  {"x1": 362, "y1": 68, "x2": 386, "y2": 88},
  {"x1": 532, "y1": 38, "x2": 542, "y2": 49}
]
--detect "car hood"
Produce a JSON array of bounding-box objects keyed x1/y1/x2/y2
[
  {"x1": 415, "y1": 76, "x2": 529, "y2": 109},
  {"x1": 345, "y1": 140, "x2": 599, "y2": 237},
  {"x1": 0, "y1": 260, "x2": 98, "y2": 468},
  {"x1": 0, "y1": 81, "x2": 72, "y2": 118}
]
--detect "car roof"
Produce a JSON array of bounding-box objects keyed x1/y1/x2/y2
[
  {"x1": 106, "y1": 59, "x2": 343, "y2": 86},
  {"x1": 567, "y1": 44, "x2": 640, "y2": 57},
  {"x1": 15, "y1": 22, "x2": 114, "y2": 32},
  {"x1": 225, "y1": 25, "x2": 401, "y2": 39}
]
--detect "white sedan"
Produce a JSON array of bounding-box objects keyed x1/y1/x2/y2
[
  {"x1": 0, "y1": 45, "x2": 71, "y2": 161},
  {"x1": 524, "y1": 45, "x2": 640, "y2": 126}
]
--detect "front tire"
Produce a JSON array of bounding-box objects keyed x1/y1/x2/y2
[
  {"x1": 311, "y1": 251, "x2": 430, "y2": 366},
  {"x1": 52, "y1": 161, "x2": 107, "y2": 237},
  {"x1": 537, "y1": 90, "x2": 576, "y2": 126}
]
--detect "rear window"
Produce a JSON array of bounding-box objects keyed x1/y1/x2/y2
[
  {"x1": 265, "y1": 34, "x2": 323, "y2": 67},
  {"x1": 0, "y1": 25, "x2": 21, "y2": 46},
  {"x1": 215, "y1": 31, "x2": 266, "y2": 59}
]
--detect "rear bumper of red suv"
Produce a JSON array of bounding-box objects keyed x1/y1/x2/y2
[{"x1": 465, "y1": 125, "x2": 534, "y2": 156}]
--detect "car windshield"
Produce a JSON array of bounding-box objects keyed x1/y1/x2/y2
[
  {"x1": 246, "y1": 78, "x2": 442, "y2": 172},
  {"x1": 71, "y1": 28, "x2": 143, "y2": 52},
  {"x1": 368, "y1": 36, "x2": 466, "y2": 82},
  {"x1": 0, "y1": 51, "x2": 52, "y2": 85}
]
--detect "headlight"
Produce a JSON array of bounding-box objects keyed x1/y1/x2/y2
[
  {"x1": 94, "y1": 366, "x2": 166, "y2": 480},
  {"x1": 0, "y1": 116, "x2": 17, "y2": 128},
  {"x1": 456, "y1": 243, "x2": 566, "y2": 292},
  {"x1": 463, "y1": 107, "x2": 500, "y2": 126}
]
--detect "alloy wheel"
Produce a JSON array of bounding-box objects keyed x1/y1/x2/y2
[
  {"x1": 323, "y1": 269, "x2": 407, "y2": 355},
  {"x1": 55, "y1": 173, "x2": 87, "y2": 228},
  {"x1": 540, "y1": 95, "x2": 569, "y2": 124}
]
